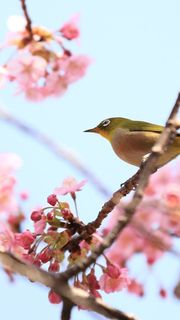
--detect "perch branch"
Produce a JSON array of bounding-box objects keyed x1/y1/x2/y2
[
  {"x1": 0, "y1": 251, "x2": 137, "y2": 320},
  {"x1": 60, "y1": 92, "x2": 180, "y2": 279}
]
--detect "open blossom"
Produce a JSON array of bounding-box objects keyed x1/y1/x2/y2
[
  {"x1": 15, "y1": 230, "x2": 35, "y2": 250},
  {"x1": 63, "y1": 55, "x2": 91, "y2": 84},
  {"x1": 128, "y1": 279, "x2": 144, "y2": 296},
  {"x1": 99, "y1": 268, "x2": 130, "y2": 293},
  {"x1": 7, "y1": 51, "x2": 47, "y2": 87},
  {"x1": 54, "y1": 177, "x2": 87, "y2": 196},
  {"x1": 0, "y1": 222, "x2": 15, "y2": 252},
  {"x1": 0, "y1": 153, "x2": 22, "y2": 216},
  {"x1": 34, "y1": 215, "x2": 46, "y2": 234}
]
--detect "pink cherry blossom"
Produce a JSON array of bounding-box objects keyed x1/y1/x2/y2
[
  {"x1": 107, "y1": 226, "x2": 144, "y2": 265},
  {"x1": 60, "y1": 15, "x2": 80, "y2": 40},
  {"x1": 0, "y1": 16, "x2": 90, "y2": 101},
  {"x1": 63, "y1": 55, "x2": 91, "y2": 84},
  {"x1": 15, "y1": 230, "x2": 35, "y2": 250},
  {"x1": 54, "y1": 177, "x2": 87, "y2": 196},
  {"x1": 7, "y1": 51, "x2": 47, "y2": 87},
  {"x1": 128, "y1": 279, "x2": 144, "y2": 296},
  {"x1": 34, "y1": 215, "x2": 46, "y2": 234},
  {"x1": 44, "y1": 71, "x2": 68, "y2": 97},
  {"x1": 0, "y1": 222, "x2": 15, "y2": 252},
  {"x1": 106, "y1": 263, "x2": 121, "y2": 279},
  {"x1": 99, "y1": 268, "x2": 130, "y2": 293},
  {"x1": 86, "y1": 269, "x2": 100, "y2": 293},
  {"x1": 0, "y1": 153, "x2": 21, "y2": 216}
]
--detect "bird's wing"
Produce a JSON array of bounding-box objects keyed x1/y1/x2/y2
[
  {"x1": 129, "y1": 120, "x2": 180, "y2": 136},
  {"x1": 129, "y1": 120, "x2": 164, "y2": 133}
]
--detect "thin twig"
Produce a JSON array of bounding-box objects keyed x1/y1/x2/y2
[
  {"x1": 60, "y1": 92, "x2": 180, "y2": 280},
  {"x1": 20, "y1": 0, "x2": 33, "y2": 39},
  {"x1": 0, "y1": 107, "x2": 110, "y2": 198},
  {"x1": 0, "y1": 251, "x2": 137, "y2": 320},
  {"x1": 61, "y1": 299, "x2": 74, "y2": 320}
]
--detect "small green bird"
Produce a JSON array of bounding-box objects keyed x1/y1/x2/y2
[{"x1": 84, "y1": 117, "x2": 180, "y2": 167}]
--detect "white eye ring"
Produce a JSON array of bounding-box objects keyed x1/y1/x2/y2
[{"x1": 102, "y1": 119, "x2": 110, "y2": 127}]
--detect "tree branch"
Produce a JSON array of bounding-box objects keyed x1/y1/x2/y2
[
  {"x1": 60, "y1": 92, "x2": 180, "y2": 280},
  {"x1": 61, "y1": 299, "x2": 74, "y2": 320},
  {"x1": 63, "y1": 169, "x2": 141, "y2": 251},
  {"x1": 0, "y1": 251, "x2": 137, "y2": 320},
  {"x1": 20, "y1": 0, "x2": 33, "y2": 39}
]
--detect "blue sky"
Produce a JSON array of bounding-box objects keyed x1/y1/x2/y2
[{"x1": 0, "y1": 0, "x2": 180, "y2": 319}]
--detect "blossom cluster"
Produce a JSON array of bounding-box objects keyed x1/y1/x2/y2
[
  {"x1": 0, "y1": 153, "x2": 25, "y2": 232},
  {"x1": 4, "y1": 176, "x2": 131, "y2": 304},
  {"x1": 104, "y1": 161, "x2": 180, "y2": 298},
  {"x1": 0, "y1": 15, "x2": 90, "y2": 101},
  {"x1": 0, "y1": 158, "x2": 180, "y2": 305}
]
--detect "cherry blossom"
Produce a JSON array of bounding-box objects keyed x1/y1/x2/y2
[
  {"x1": 34, "y1": 215, "x2": 46, "y2": 234},
  {"x1": 60, "y1": 14, "x2": 80, "y2": 40},
  {"x1": 0, "y1": 222, "x2": 15, "y2": 252},
  {"x1": 0, "y1": 16, "x2": 90, "y2": 101},
  {"x1": 0, "y1": 153, "x2": 22, "y2": 216},
  {"x1": 54, "y1": 177, "x2": 87, "y2": 196},
  {"x1": 15, "y1": 230, "x2": 35, "y2": 250},
  {"x1": 7, "y1": 51, "x2": 47, "y2": 87},
  {"x1": 128, "y1": 279, "x2": 144, "y2": 297},
  {"x1": 99, "y1": 268, "x2": 130, "y2": 293}
]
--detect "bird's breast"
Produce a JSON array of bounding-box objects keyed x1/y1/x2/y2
[{"x1": 111, "y1": 129, "x2": 159, "y2": 166}]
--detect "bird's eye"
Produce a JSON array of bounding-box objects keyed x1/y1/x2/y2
[{"x1": 102, "y1": 119, "x2": 110, "y2": 127}]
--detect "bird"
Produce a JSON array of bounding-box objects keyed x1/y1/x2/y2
[{"x1": 84, "y1": 117, "x2": 180, "y2": 167}]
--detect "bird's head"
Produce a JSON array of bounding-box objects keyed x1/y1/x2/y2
[{"x1": 84, "y1": 117, "x2": 128, "y2": 140}]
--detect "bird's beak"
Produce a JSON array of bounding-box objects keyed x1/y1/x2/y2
[{"x1": 84, "y1": 127, "x2": 99, "y2": 133}]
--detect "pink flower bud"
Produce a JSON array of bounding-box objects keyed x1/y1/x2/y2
[
  {"x1": 47, "y1": 211, "x2": 54, "y2": 221},
  {"x1": 47, "y1": 194, "x2": 58, "y2": 206},
  {"x1": 60, "y1": 18, "x2": 80, "y2": 40},
  {"x1": 48, "y1": 261, "x2": 60, "y2": 272},
  {"x1": 31, "y1": 210, "x2": 43, "y2": 222},
  {"x1": 106, "y1": 263, "x2": 121, "y2": 279},
  {"x1": 159, "y1": 288, "x2": 167, "y2": 298},
  {"x1": 62, "y1": 208, "x2": 73, "y2": 220},
  {"x1": 48, "y1": 289, "x2": 62, "y2": 304},
  {"x1": 38, "y1": 247, "x2": 53, "y2": 263}
]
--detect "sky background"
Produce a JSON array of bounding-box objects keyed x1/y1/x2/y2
[{"x1": 0, "y1": 0, "x2": 180, "y2": 319}]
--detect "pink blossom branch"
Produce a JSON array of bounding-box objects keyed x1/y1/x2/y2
[
  {"x1": 0, "y1": 251, "x2": 137, "y2": 320},
  {"x1": 20, "y1": 0, "x2": 33, "y2": 39},
  {"x1": 60, "y1": 92, "x2": 180, "y2": 280},
  {"x1": 131, "y1": 220, "x2": 180, "y2": 257},
  {"x1": 0, "y1": 107, "x2": 110, "y2": 197},
  {"x1": 63, "y1": 169, "x2": 141, "y2": 251}
]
